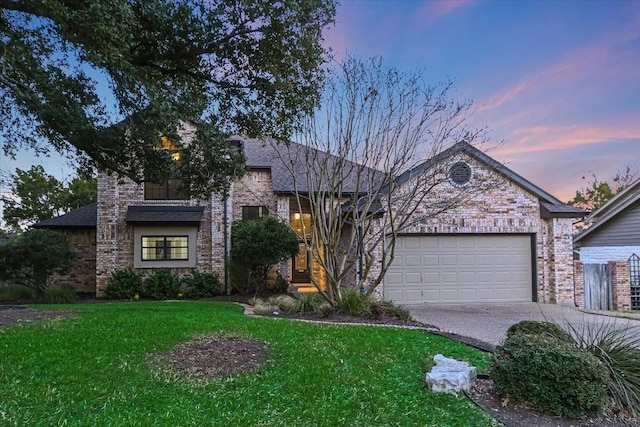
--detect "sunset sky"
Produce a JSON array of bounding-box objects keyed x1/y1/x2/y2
[
  {"x1": 324, "y1": 0, "x2": 640, "y2": 201},
  {"x1": 2, "y1": 0, "x2": 638, "y2": 203}
]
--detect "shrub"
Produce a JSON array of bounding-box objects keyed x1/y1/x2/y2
[
  {"x1": 294, "y1": 293, "x2": 324, "y2": 313},
  {"x1": 273, "y1": 295, "x2": 297, "y2": 312},
  {"x1": 0, "y1": 229, "x2": 74, "y2": 293},
  {"x1": 0, "y1": 285, "x2": 34, "y2": 301},
  {"x1": 182, "y1": 271, "x2": 222, "y2": 298},
  {"x1": 269, "y1": 273, "x2": 290, "y2": 294},
  {"x1": 339, "y1": 287, "x2": 373, "y2": 315},
  {"x1": 142, "y1": 269, "x2": 181, "y2": 300},
  {"x1": 506, "y1": 320, "x2": 573, "y2": 342},
  {"x1": 230, "y1": 217, "x2": 299, "y2": 295},
  {"x1": 566, "y1": 320, "x2": 640, "y2": 417},
  {"x1": 491, "y1": 332, "x2": 608, "y2": 418},
  {"x1": 315, "y1": 302, "x2": 334, "y2": 318},
  {"x1": 370, "y1": 300, "x2": 414, "y2": 321},
  {"x1": 104, "y1": 269, "x2": 143, "y2": 300},
  {"x1": 43, "y1": 288, "x2": 76, "y2": 304},
  {"x1": 253, "y1": 303, "x2": 280, "y2": 316}
]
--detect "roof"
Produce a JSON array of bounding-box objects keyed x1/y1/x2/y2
[
  {"x1": 574, "y1": 177, "x2": 640, "y2": 244},
  {"x1": 125, "y1": 206, "x2": 204, "y2": 225},
  {"x1": 242, "y1": 138, "x2": 387, "y2": 194},
  {"x1": 396, "y1": 141, "x2": 585, "y2": 218},
  {"x1": 32, "y1": 203, "x2": 97, "y2": 229}
]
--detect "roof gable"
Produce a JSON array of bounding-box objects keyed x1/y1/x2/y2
[{"x1": 396, "y1": 141, "x2": 584, "y2": 218}]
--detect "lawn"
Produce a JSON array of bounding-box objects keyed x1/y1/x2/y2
[{"x1": 0, "y1": 301, "x2": 498, "y2": 426}]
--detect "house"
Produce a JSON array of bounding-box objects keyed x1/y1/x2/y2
[
  {"x1": 37, "y1": 139, "x2": 584, "y2": 305},
  {"x1": 573, "y1": 179, "x2": 640, "y2": 310}
]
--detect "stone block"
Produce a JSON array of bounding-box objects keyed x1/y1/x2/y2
[{"x1": 425, "y1": 354, "x2": 477, "y2": 394}]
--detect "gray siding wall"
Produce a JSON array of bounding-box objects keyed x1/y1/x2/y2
[{"x1": 581, "y1": 201, "x2": 640, "y2": 247}]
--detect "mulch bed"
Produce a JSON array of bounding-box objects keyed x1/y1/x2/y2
[{"x1": 2, "y1": 303, "x2": 639, "y2": 427}]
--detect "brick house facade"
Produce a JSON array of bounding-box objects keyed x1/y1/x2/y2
[{"x1": 40, "y1": 139, "x2": 584, "y2": 304}]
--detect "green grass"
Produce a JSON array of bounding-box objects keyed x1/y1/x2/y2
[{"x1": 0, "y1": 301, "x2": 496, "y2": 427}]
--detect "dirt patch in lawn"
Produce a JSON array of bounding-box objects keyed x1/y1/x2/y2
[
  {"x1": 150, "y1": 336, "x2": 267, "y2": 380},
  {"x1": 0, "y1": 305, "x2": 76, "y2": 327}
]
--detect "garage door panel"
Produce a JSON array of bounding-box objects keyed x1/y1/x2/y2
[
  {"x1": 405, "y1": 272, "x2": 422, "y2": 284},
  {"x1": 404, "y1": 255, "x2": 421, "y2": 267},
  {"x1": 423, "y1": 255, "x2": 439, "y2": 265},
  {"x1": 385, "y1": 235, "x2": 532, "y2": 304},
  {"x1": 441, "y1": 254, "x2": 458, "y2": 265}
]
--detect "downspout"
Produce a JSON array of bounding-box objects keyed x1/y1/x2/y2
[
  {"x1": 223, "y1": 197, "x2": 229, "y2": 295},
  {"x1": 357, "y1": 223, "x2": 363, "y2": 283}
]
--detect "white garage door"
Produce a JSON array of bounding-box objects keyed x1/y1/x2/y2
[{"x1": 384, "y1": 235, "x2": 533, "y2": 304}]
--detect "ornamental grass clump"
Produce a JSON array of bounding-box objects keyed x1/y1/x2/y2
[
  {"x1": 339, "y1": 287, "x2": 373, "y2": 315},
  {"x1": 565, "y1": 320, "x2": 640, "y2": 418}
]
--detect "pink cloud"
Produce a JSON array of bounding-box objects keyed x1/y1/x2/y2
[
  {"x1": 415, "y1": 0, "x2": 473, "y2": 27},
  {"x1": 477, "y1": 15, "x2": 639, "y2": 114},
  {"x1": 492, "y1": 116, "x2": 640, "y2": 158}
]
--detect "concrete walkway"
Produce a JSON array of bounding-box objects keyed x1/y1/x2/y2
[{"x1": 405, "y1": 303, "x2": 640, "y2": 347}]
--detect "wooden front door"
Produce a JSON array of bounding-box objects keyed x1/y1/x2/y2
[{"x1": 292, "y1": 242, "x2": 311, "y2": 283}]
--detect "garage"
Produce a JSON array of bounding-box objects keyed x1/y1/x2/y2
[{"x1": 384, "y1": 235, "x2": 533, "y2": 304}]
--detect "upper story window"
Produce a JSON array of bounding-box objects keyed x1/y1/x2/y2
[
  {"x1": 242, "y1": 206, "x2": 269, "y2": 221},
  {"x1": 144, "y1": 179, "x2": 187, "y2": 200},
  {"x1": 144, "y1": 136, "x2": 187, "y2": 200}
]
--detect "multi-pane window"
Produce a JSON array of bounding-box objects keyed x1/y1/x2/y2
[
  {"x1": 242, "y1": 206, "x2": 269, "y2": 221},
  {"x1": 141, "y1": 236, "x2": 188, "y2": 261},
  {"x1": 291, "y1": 212, "x2": 311, "y2": 235},
  {"x1": 144, "y1": 179, "x2": 187, "y2": 200}
]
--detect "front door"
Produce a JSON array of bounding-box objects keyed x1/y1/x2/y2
[{"x1": 292, "y1": 242, "x2": 311, "y2": 283}]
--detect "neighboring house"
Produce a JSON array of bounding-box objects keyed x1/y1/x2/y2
[
  {"x1": 38, "y1": 139, "x2": 584, "y2": 305},
  {"x1": 573, "y1": 179, "x2": 640, "y2": 310}
]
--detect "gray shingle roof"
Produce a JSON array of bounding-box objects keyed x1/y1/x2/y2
[
  {"x1": 574, "y1": 178, "x2": 640, "y2": 243},
  {"x1": 242, "y1": 138, "x2": 386, "y2": 194},
  {"x1": 125, "y1": 206, "x2": 204, "y2": 224},
  {"x1": 32, "y1": 203, "x2": 97, "y2": 229}
]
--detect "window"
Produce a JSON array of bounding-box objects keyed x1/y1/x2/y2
[
  {"x1": 141, "y1": 236, "x2": 188, "y2": 261},
  {"x1": 144, "y1": 179, "x2": 187, "y2": 200},
  {"x1": 242, "y1": 206, "x2": 269, "y2": 221},
  {"x1": 291, "y1": 212, "x2": 311, "y2": 235},
  {"x1": 144, "y1": 136, "x2": 187, "y2": 200},
  {"x1": 449, "y1": 161, "x2": 472, "y2": 186}
]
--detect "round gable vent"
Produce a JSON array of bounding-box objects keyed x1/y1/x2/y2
[{"x1": 449, "y1": 161, "x2": 471, "y2": 185}]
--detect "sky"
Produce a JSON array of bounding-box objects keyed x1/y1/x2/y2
[
  {"x1": 2, "y1": 0, "x2": 639, "y2": 204},
  {"x1": 323, "y1": 0, "x2": 640, "y2": 201}
]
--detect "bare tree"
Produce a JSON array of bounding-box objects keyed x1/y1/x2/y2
[{"x1": 274, "y1": 57, "x2": 498, "y2": 306}]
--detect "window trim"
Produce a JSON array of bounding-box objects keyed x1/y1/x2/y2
[{"x1": 141, "y1": 235, "x2": 189, "y2": 261}]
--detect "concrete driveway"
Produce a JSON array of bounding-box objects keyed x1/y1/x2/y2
[{"x1": 405, "y1": 303, "x2": 640, "y2": 347}]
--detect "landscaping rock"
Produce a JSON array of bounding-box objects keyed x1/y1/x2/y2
[{"x1": 425, "y1": 354, "x2": 476, "y2": 394}]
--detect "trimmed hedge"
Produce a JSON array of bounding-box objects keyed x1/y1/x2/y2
[
  {"x1": 491, "y1": 332, "x2": 608, "y2": 418},
  {"x1": 505, "y1": 320, "x2": 573, "y2": 342}
]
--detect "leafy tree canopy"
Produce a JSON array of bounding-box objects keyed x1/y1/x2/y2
[
  {"x1": 0, "y1": 0, "x2": 336, "y2": 197},
  {"x1": 0, "y1": 229, "x2": 74, "y2": 292},
  {"x1": 567, "y1": 166, "x2": 638, "y2": 211},
  {"x1": 2, "y1": 165, "x2": 97, "y2": 231}
]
